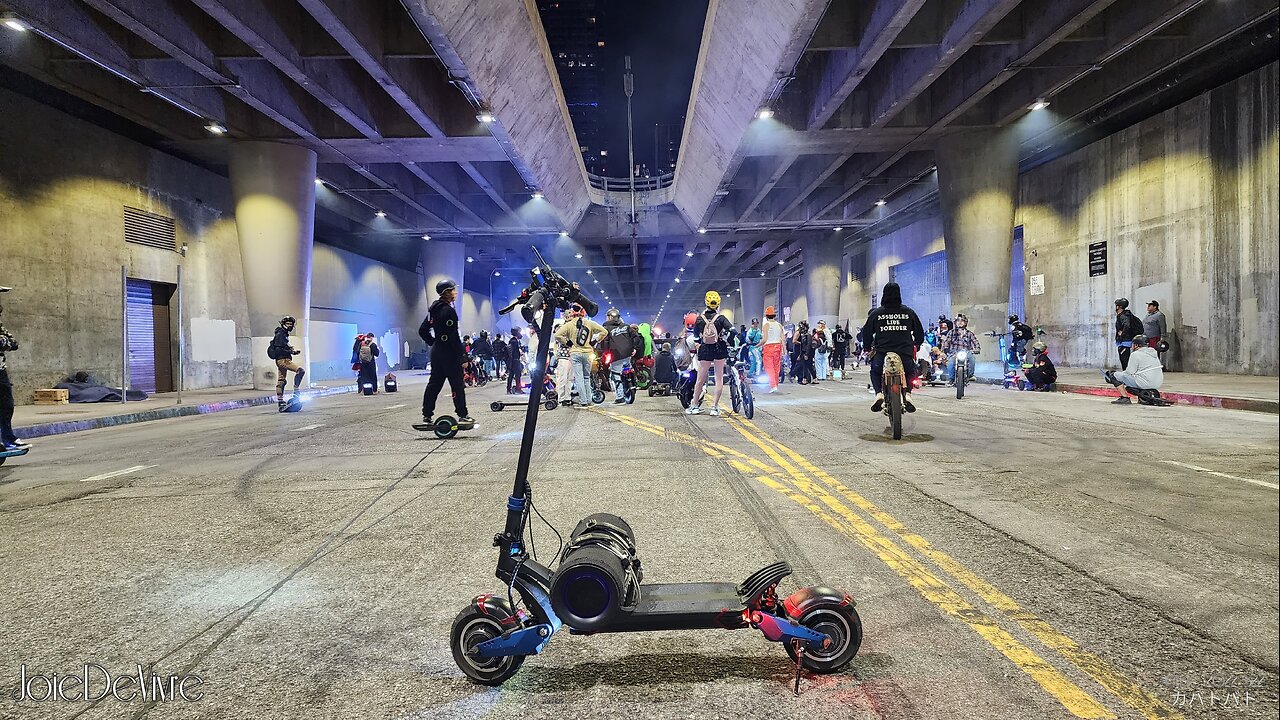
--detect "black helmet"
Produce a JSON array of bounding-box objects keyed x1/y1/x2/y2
[
  {"x1": 1008, "y1": 314, "x2": 1019, "y2": 323},
  {"x1": 436, "y1": 279, "x2": 457, "y2": 295},
  {"x1": 280, "y1": 315, "x2": 296, "y2": 327},
  {"x1": 607, "y1": 307, "x2": 620, "y2": 319},
  {"x1": 1156, "y1": 339, "x2": 1170, "y2": 353},
  {"x1": 1115, "y1": 298, "x2": 1129, "y2": 309}
]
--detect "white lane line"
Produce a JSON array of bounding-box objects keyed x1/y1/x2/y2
[
  {"x1": 385, "y1": 403, "x2": 407, "y2": 410},
  {"x1": 80, "y1": 465, "x2": 157, "y2": 483},
  {"x1": 1160, "y1": 460, "x2": 1279, "y2": 490},
  {"x1": 291, "y1": 424, "x2": 325, "y2": 432},
  {"x1": 923, "y1": 408, "x2": 954, "y2": 417}
]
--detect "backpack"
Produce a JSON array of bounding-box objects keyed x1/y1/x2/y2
[
  {"x1": 267, "y1": 344, "x2": 281, "y2": 360},
  {"x1": 700, "y1": 314, "x2": 722, "y2": 345},
  {"x1": 358, "y1": 342, "x2": 373, "y2": 363}
]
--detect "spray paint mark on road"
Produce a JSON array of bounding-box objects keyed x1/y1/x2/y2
[
  {"x1": 1160, "y1": 460, "x2": 1278, "y2": 490},
  {"x1": 923, "y1": 409, "x2": 953, "y2": 417},
  {"x1": 385, "y1": 404, "x2": 407, "y2": 410},
  {"x1": 291, "y1": 424, "x2": 325, "y2": 432},
  {"x1": 79, "y1": 465, "x2": 157, "y2": 483}
]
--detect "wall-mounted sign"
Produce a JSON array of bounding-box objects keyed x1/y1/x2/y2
[
  {"x1": 1088, "y1": 241, "x2": 1108, "y2": 277},
  {"x1": 1029, "y1": 274, "x2": 1045, "y2": 296}
]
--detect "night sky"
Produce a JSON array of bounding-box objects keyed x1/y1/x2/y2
[{"x1": 559, "y1": 0, "x2": 709, "y2": 177}]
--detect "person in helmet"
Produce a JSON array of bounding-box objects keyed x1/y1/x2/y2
[
  {"x1": 1103, "y1": 335, "x2": 1163, "y2": 404},
  {"x1": 0, "y1": 286, "x2": 28, "y2": 451},
  {"x1": 1008, "y1": 314, "x2": 1034, "y2": 366},
  {"x1": 686, "y1": 291, "x2": 735, "y2": 416},
  {"x1": 601, "y1": 307, "x2": 642, "y2": 404},
  {"x1": 861, "y1": 282, "x2": 925, "y2": 413},
  {"x1": 555, "y1": 302, "x2": 606, "y2": 408},
  {"x1": 1113, "y1": 298, "x2": 1144, "y2": 370},
  {"x1": 1022, "y1": 340, "x2": 1057, "y2": 390},
  {"x1": 938, "y1": 313, "x2": 980, "y2": 384},
  {"x1": 269, "y1": 315, "x2": 306, "y2": 410},
  {"x1": 418, "y1": 279, "x2": 474, "y2": 425}
]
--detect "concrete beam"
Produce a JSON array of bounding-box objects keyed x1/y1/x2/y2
[
  {"x1": 672, "y1": 0, "x2": 831, "y2": 228},
  {"x1": 865, "y1": 0, "x2": 1021, "y2": 128},
  {"x1": 737, "y1": 152, "x2": 800, "y2": 222},
  {"x1": 807, "y1": 0, "x2": 928, "y2": 130},
  {"x1": 400, "y1": 0, "x2": 593, "y2": 233}
]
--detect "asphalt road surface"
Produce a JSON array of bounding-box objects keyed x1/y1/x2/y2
[{"x1": 1, "y1": 372, "x2": 1276, "y2": 719}]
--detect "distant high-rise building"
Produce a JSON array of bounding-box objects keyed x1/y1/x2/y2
[
  {"x1": 653, "y1": 121, "x2": 681, "y2": 174},
  {"x1": 538, "y1": 0, "x2": 608, "y2": 175}
]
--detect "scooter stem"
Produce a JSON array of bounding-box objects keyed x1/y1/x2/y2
[{"x1": 505, "y1": 299, "x2": 558, "y2": 542}]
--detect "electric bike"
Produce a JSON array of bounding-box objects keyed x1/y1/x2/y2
[{"x1": 452, "y1": 250, "x2": 862, "y2": 686}]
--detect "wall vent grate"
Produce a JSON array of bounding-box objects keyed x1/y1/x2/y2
[{"x1": 123, "y1": 207, "x2": 177, "y2": 251}]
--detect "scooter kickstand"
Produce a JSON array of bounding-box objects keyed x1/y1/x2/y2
[{"x1": 792, "y1": 639, "x2": 805, "y2": 696}]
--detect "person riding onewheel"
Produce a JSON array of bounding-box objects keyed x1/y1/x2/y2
[{"x1": 420, "y1": 279, "x2": 473, "y2": 427}]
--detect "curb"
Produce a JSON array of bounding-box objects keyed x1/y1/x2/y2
[
  {"x1": 15, "y1": 385, "x2": 358, "y2": 440},
  {"x1": 972, "y1": 376, "x2": 1277, "y2": 414}
]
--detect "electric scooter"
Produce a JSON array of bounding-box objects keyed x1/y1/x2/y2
[{"x1": 451, "y1": 250, "x2": 862, "y2": 687}]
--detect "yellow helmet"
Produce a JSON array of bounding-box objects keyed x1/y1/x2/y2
[{"x1": 705, "y1": 290, "x2": 721, "y2": 309}]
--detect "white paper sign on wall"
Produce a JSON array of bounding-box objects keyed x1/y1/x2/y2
[{"x1": 1029, "y1": 274, "x2": 1045, "y2": 296}]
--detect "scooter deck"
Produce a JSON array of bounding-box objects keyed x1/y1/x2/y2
[{"x1": 573, "y1": 582, "x2": 748, "y2": 633}]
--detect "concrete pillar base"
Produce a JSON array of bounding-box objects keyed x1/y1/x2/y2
[{"x1": 804, "y1": 234, "x2": 843, "y2": 328}]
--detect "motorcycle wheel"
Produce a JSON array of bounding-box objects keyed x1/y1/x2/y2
[
  {"x1": 592, "y1": 389, "x2": 605, "y2": 405},
  {"x1": 450, "y1": 606, "x2": 525, "y2": 686},
  {"x1": 635, "y1": 366, "x2": 651, "y2": 389},
  {"x1": 783, "y1": 604, "x2": 863, "y2": 673},
  {"x1": 888, "y1": 387, "x2": 903, "y2": 440},
  {"x1": 626, "y1": 386, "x2": 636, "y2": 404},
  {"x1": 955, "y1": 370, "x2": 966, "y2": 400}
]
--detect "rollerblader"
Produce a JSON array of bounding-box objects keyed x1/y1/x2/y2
[
  {"x1": 419, "y1": 279, "x2": 474, "y2": 427},
  {"x1": 269, "y1": 315, "x2": 306, "y2": 411}
]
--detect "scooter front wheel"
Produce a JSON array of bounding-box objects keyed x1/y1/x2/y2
[
  {"x1": 450, "y1": 607, "x2": 525, "y2": 686},
  {"x1": 784, "y1": 604, "x2": 862, "y2": 673}
]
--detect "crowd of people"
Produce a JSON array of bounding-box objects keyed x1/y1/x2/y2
[{"x1": 407, "y1": 275, "x2": 1178, "y2": 426}]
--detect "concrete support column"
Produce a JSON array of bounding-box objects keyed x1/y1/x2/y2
[
  {"x1": 803, "y1": 234, "x2": 843, "y2": 327},
  {"x1": 937, "y1": 129, "x2": 1019, "y2": 359},
  {"x1": 420, "y1": 238, "x2": 466, "y2": 317},
  {"x1": 229, "y1": 141, "x2": 317, "y2": 390},
  {"x1": 739, "y1": 277, "x2": 767, "y2": 323}
]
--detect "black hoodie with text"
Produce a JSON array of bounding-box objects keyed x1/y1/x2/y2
[{"x1": 860, "y1": 282, "x2": 924, "y2": 358}]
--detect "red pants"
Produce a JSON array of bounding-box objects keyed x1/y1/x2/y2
[{"x1": 762, "y1": 343, "x2": 783, "y2": 389}]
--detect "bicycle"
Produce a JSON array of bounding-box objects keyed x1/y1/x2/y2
[{"x1": 725, "y1": 356, "x2": 755, "y2": 419}]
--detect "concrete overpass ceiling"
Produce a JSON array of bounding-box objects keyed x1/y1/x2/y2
[{"x1": 1, "y1": 0, "x2": 1275, "y2": 322}]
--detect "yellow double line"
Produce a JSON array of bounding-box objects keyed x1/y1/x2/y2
[{"x1": 594, "y1": 408, "x2": 1181, "y2": 720}]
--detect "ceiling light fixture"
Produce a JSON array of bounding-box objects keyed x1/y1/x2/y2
[
  {"x1": 531, "y1": 190, "x2": 544, "y2": 200},
  {"x1": 494, "y1": 271, "x2": 501, "y2": 277},
  {"x1": 1029, "y1": 98, "x2": 1050, "y2": 111},
  {"x1": 697, "y1": 227, "x2": 707, "y2": 234},
  {"x1": 833, "y1": 226, "x2": 842, "y2": 232},
  {"x1": 3, "y1": 15, "x2": 29, "y2": 31},
  {"x1": 686, "y1": 250, "x2": 694, "y2": 257},
  {"x1": 476, "y1": 109, "x2": 495, "y2": 123},
  {"x1": 314, "y1": 178, "x2": 325, "y2": 186},
  {"x1": 778, "y1": 260, "x2": 785, "y2": 265},
  {"x1": 875, "y1": 199, "x2": 887, "y2": 207},
  {"x1": 574, "y1": 253, "x2": 583, "y2": 259},
  {"x1": 466, "y1": 256, "x2": 474, "y2": 263},
  {"x1": 559, "y1": 230, "x2": 569, "y2": 237},
  {"x1": 755, "y1": 108, "x2": 774, "y2": 120},
  {"x1": 374, "y1": 210, "x2": 386, "y2": 218},
  {"x1": 205, "y1": 121, "x2": 227, "y2": 135},
  {"x1": 422, "y1": 234, "x2": 430, "y2": 240}
]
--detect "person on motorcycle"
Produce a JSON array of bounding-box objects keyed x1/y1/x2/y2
[
  {"x1": 1009, "y1": 314, "x2": 1035, "y2": 367},
  {"x1": 939, "y1": 313, "x2": 981, "y2": 384},
  {"x1": 861, "y1": 282, "x2": 924, "y2": 413},
  {"x1": 653, "y1": 342, "x2": 678, "y2": 386},
  {"x1": 687, "y1": 291, "x2": 735, "y2": 416},
  {"x1": 602, "y1": 307, "x2": 642, "y2": 404},
  {"x1": 1022, "y1": 341, "x2": 1057, "y2": 390}
]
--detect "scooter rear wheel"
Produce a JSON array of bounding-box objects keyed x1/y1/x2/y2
[
  {"x1": 784, "y1": 604, "x2": 863, "y2": 673},
  {"x1": 450, "y1": 607, "x2": 525, "y2": 686}
]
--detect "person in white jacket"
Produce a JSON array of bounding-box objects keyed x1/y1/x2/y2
[{"x1": 1103, "y1": 334, "x2": 1164, "y2": 405}]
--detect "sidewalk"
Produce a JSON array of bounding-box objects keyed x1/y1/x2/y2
[
  {"x1": 978, "y1": 367, "x2": 1278, "y2": 414},
  {"x1": 13, "y1": 373, "x2": 431, "y2": 440}
]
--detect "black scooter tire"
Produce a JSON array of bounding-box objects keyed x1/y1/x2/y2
[
  {"x1": 544, "y1": 398, "x2": 558, "y2": 411},
  {"x1": 490, "y1": 401, "x2": 504, "y2": 412},
  {"x1": 450, "y1": 606, "x2": 525, "y2": 686},
  {"x1": 434, "y1": 416, "x2": 459, "y2": 439},
  {"x1": 783, "y1": 604, "x2": 862, "y2": 673}
]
